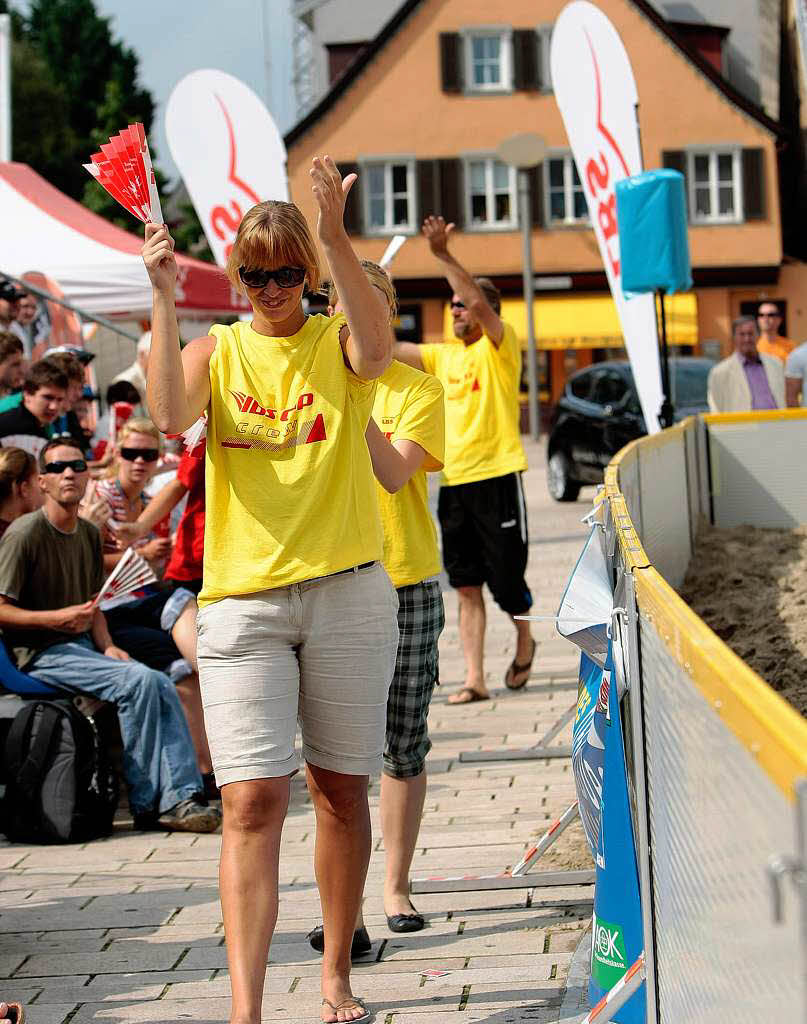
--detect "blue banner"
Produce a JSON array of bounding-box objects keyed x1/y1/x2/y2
[
  {"x1": 589, "y1": 640, "x2": 646, "y2": 1022},
  {"x1": 572, "y1": 652, "x2": 606, "y2": 856}
]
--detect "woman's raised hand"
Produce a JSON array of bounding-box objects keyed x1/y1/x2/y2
[
  {"x1": 310, "y1": 156, "x2": 356, "y2": 247},
  {"x1": 142, "y1": 223, "x2": 177, "y2": 294}
]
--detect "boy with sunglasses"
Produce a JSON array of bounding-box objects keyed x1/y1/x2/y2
[
  {"x1": 0, "y1": 439, "x2": 220, "y2": 833},
  {"x1": 394, "y1": 215, "x2": 535, "y2": 704}
]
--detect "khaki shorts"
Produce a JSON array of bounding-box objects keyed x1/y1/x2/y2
[{"x1": 197, "y1": 562, "x2": 399, "y2": 785}]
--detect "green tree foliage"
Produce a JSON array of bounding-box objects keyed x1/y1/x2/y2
[{"x1": 4, "y1": 0, "x2": 214, "y2": 255}]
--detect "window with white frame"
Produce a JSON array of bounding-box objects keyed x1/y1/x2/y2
[
  {"x1": 466, "y1": 158, "x2": 517, "y2": 228},
  {"x1": 464, "y1": 29, "x2": 512, "y2": 91},
  {"x1": 688, "y1": 149, "x2": 742, "y2": 223},
  {"x1": 537, "y1": 25, "x2": 553, "y2": 91},
  {"x1": 363, "y1": 160, "x2": 415, "y2": 233},
  {"x1": 546, "y1": 155, "x2": 588, "y2": 225}
]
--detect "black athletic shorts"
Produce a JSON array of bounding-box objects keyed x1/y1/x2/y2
[{"x1": 437, "y1": 472, "x2": 533, "y2": 616}]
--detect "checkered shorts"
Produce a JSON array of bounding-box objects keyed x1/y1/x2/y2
[{"x1": 384, "y1": 579, "x2": 445, "y2": 779}]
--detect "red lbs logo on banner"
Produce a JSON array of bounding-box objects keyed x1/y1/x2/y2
[{"x1": 166, "y1": 70, "x2": 289, "y2": 269}]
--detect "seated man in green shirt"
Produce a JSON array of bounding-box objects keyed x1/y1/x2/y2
[{"x1": 0, "y1": 438, "x2": 221, "y2": 833}]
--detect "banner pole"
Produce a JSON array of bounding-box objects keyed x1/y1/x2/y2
[
  {"x1": 0, "y1": 14, "x2": 10, "y2": 162},
  {"x1": 623, "y1": 572, "x2": 659, "y2": 1024},
  {"x1": 518, "y1": 167, "x2": 540, "y2": 440},
  {"x1": 0, "y1": 271, "x2": 140, "y2": 343}
]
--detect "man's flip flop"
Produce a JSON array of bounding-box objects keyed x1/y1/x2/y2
[
  {"x1": 504, "y1": 639, "x2": 537, "y2": 690},
  {"x1": 448, "y1": 687, "x2": 490, "y2": 704},
  {"x1": 321, "y1": 995, "x2": 371, "y2": 1023}
]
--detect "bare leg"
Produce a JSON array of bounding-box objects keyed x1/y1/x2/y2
[
  {"x1": 381, "y1": 770, "x2": 427, "y2": 917},
  {"x1": 512, "y1": 615, "x2": 534, "y2": 662},
  {"x1": 449, "y1": 585, "x2": 487, "y2": 702},
  {"x1": 220, "y1": 777, "x2": 291, "y2": 1024},
  {"x1": 306, "y1": 764, "x2": 372, "y2": 1023},
  {"x1": 174, "y1": 672, "x2": 212, "y2": 775},
  {"x1": 171, "y1": 600, "x2": 199, "y2": 672}
]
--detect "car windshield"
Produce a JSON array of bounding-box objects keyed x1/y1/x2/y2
[{"x1": 671, "y1": 361, "x2": 711, "y2": 408}]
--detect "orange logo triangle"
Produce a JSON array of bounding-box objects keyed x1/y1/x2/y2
[{"x1": 306, "y1": 413, "x2": 327, "y2": 443}]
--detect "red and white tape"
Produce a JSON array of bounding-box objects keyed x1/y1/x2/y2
[{"x1": 582, "y1": 952, "x2": 646, "y2": 1023}]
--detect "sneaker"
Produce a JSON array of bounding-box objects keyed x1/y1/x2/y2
[{"x1": 156, "y1": 798, "x2": 222, "y2": 833}]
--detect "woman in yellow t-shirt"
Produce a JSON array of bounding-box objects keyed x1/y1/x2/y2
[
  {"x1": 141, "y1": 158, "x2": 398, "y2": 1024},
  {"x1": 306, "y1": 261, "x2": 445, "y2": 957}
]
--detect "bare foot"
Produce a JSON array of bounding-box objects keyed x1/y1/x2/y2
[
  {"x1": 447, "y1": 686, "x2": 489, "y2": 704},
  {"x1": 321, "y1": 993, "x2": 369, "y2": 1022}
]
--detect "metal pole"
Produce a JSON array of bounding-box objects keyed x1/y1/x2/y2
[
  {"x1": 623, "y1": 572, "x2": 659, "y2": 1024},
  {"x1": 657, "y1": 288, "x2": 674, "y2": 429},
  {"x1": 1, "y1": 271, "x2": 139, "y2": 343},
  {"x1": 795, "y1": 779, "x2": 807, "y2": 1024},
  {"x1": 0, "y1": 14, "x2": 11, "y2": 163},
  {"x1": 518, "y1": 167, "x2": 540, "y2": 440}
]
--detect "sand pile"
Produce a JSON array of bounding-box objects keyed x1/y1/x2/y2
[{"x1": 680, "y1": 524, "x2": 807, "y2": 716}]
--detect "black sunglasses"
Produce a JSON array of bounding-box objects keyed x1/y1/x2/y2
[
  {"x1": 238, "y1": 266, "x2": 306, "y2": 290},
  {"x1": 120, "y1": 447, "x2": 160, "y2": 463},
  {"x1": 450, "y1": 300, "x2": 466, "y2": 310},
  {"x1": 44, "y1": 459, "x2": 87, "y2": 474}
]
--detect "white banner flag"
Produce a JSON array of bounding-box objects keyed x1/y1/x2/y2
[
  {"x1": 0, "y1": 14, "x2": 10, "y2": 162},
  {"x1": 165, "y1": 69, "x2": 289, "y2": 268},
  {"x1": 551, "y1": 1, "x2": 663, "y2": 433}
]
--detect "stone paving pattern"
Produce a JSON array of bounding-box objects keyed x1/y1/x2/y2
[{"x1": 0, "y1": 439, "x2": 595, "y2": 1023}]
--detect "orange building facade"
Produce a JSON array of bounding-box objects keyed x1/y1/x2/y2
[{"x1": 285, "y1": 0, "x2": 807, "y2": 407}]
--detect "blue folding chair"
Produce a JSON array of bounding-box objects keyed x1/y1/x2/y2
[{"x1": 0, "y1": 638, "x2": 65, "y2": 698}]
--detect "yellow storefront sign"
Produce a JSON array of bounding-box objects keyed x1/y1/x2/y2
[{"x1": 442, "y1": 292, "x2": 698, "y2": 349}]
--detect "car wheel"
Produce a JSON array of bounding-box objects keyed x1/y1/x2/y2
[{"x1": 547, "y1": 451, "x2": 581, "y2": 502}]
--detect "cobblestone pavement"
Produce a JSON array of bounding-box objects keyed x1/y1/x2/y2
[{"x1": 0, "y1": 439, "x2": 596, "y2": 1023}]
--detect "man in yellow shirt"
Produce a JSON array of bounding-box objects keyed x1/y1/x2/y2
[
  {"x1": 395, "y1": 217, "x2": 535, "y2": 704},
  {"x1": 756, "y1": 302, "x2": 795, "y2": 363}
]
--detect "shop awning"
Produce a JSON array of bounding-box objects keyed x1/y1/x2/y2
[{"x1": 443, "y1": 292, "x2": 698, "y2": 349}]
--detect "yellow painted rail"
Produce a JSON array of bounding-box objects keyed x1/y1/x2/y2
[{"x1": 605, "y1": 412, "x2": 807, "y2": 802}]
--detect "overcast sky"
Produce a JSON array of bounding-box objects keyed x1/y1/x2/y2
[{"x1": 88, "y1": 0, "x2": 296, "y2": 187}]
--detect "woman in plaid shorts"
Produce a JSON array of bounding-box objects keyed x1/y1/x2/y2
[{"x1": 309, "y1": 260, "x2": 446, "y2": 955}]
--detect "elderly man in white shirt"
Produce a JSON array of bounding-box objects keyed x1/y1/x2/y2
[{"x1": 707, "y1": 316, "x2": 785, "y2": 413}]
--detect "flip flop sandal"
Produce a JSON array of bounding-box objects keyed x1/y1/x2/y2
[
  {"x1": 321, "y1": 995, "x2": 371, "y2": 1023},
  {"x1": 447, "y1": 687, "x2": 490, "y2": 704},
  {"x1": 504, "y1": 639, "x2": 537, "y2": 690},
  {"x1": 4, "y1": 1005, "x2": 25, "y2": 1024}
]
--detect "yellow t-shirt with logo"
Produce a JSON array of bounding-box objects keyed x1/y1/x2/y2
[
  {"x1": 199, "y1": 314, "x2": 383, "y2": 606},
  {"x1": 372, "y1": 361, "x2": 444, "y2": 588},
  {"x1": 419, "y1": 321, "x2": 527, "y2": 486}
]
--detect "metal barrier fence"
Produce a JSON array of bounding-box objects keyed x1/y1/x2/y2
[{"x1": 600, "y1": 409, "x2": 807, "y2": 1023}]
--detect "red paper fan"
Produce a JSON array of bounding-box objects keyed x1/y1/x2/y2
[{"x1": 84, "y1": 123, "x2": 163, "y2": 224}]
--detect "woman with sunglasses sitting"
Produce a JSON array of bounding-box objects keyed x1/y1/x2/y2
[
  {"x1": 141, "y1": 156, "x2": 398, "y2": 1024},
  {"x1": 95, "y1": 418, "x2": 213, "y2": 787}
]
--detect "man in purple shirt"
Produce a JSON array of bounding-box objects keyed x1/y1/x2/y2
[{"x1": 707, "y1": 316, "x2": 785, "y2": 413}]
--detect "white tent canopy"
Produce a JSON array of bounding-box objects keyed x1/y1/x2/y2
[{"x1": 0, "y1": 162, "x2": 249, "y2": 318}]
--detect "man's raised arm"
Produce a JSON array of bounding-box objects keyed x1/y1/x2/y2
[{"x1": 423, "y1": 215, "x2": 504, "y2": 347}]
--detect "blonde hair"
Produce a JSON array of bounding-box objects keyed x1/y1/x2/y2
[
  {"x1": 106, "y1": 418, "x2": 162, "y2": 477},
  {"x1": 328, "y1": 260, "x2": 398, "y2": 321},
  {"x1": 0, "y1": 448, "x2": 37, "y2": 502},
  {"x1": 226, "y1": 201, "x2": 321, "y2": 295}
]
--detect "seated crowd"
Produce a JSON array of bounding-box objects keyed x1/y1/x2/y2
[{"x1": 0, "y1": 333, "x2": 219, "y2": 834}]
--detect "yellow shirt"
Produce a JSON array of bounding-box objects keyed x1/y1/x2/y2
[
  {"x1": 758, "y1": 336, "x2": 796, "y2": 364},
  {"x1": 420, "y1": 322, "x2": 527, "y2": 486},
  {"x1": 372, "y1": 362, "x2": 444, "y2": 588},
  {"x1": 199, "y1": 314, "x2": 383, "y2": 606}
]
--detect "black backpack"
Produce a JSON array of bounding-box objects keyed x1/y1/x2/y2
[{"x1": 1, "y1": 699, "x2": 119, "y2": 843}]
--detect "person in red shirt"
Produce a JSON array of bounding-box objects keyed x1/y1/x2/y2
[{"x1": 114, "y1": 439, "x2": 205, "y2": 593}]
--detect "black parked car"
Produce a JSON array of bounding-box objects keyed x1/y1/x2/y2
[{"x1": 546, "y1": 357, "x2": 714, "y2": 501}]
